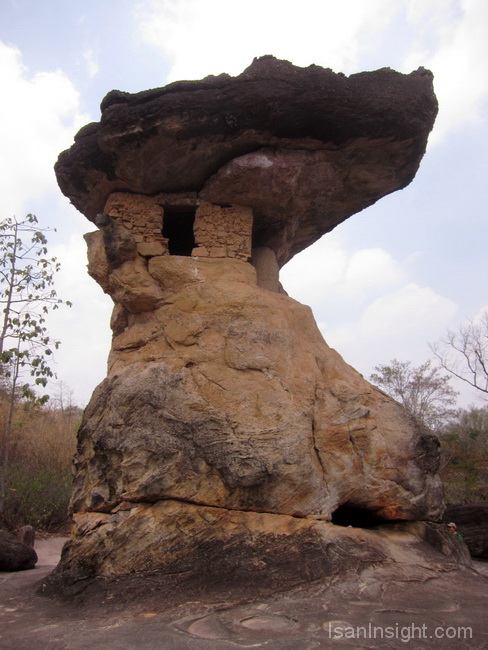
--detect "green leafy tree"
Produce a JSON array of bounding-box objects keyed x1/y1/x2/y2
[
  {"x1": 0, "y1": 214, "x2": 71, "y2": 514},
  {"x1": 370, "y1": 358, "x2": 458, "y2": 431}
]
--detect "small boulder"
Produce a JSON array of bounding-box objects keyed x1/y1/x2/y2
[
  {"x1": 0, "y1": 529, "x2": 37, "y2": 571},
  {"x1": 18, "y1": 525, "x2": 35, "y2": 548}
]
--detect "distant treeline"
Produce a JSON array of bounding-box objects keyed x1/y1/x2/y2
[{"x1": 439, "y1": 406, "x2": 488, "y2": 504}]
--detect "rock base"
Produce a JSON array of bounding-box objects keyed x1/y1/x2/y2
[{"x1": 44, "y1": 502, "x2": 468, "y2": 599}]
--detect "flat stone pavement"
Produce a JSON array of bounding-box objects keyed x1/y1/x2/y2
[{"x1": 0, "y1": 537, "x2": 487, "y2": 649}]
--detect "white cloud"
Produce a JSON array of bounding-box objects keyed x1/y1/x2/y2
[
  {"x1": 343, "y1": 248, "x2": 406, "y2": 298},
  {"x1": 327, "y1": 283, "x2": 457, "y2": 368},
  {"x1": 47, "y1": 234, "x2": 113, "y2": 407},
  {"x1": 83, "y1": 48, "x2": 100, "y2": 78},
  {"x1": 281, "y1": 236, "x2": 407, "y2": 311},
  {"x1": 135, "y1": 0, "x2": 397, "y2": 81},
  {"x1": 404, "y1": 0, "x2": 488, "y2": 142},
  {"x1": 281, "y1": 233, "x2": 458, "y2": 379},
  {"x1": 0, "y1": 41, "x2": 87, "y2": 219}
]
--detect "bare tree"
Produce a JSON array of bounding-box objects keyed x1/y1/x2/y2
[
  {"x1": 370, "y1": 359, "x2": 458, "y2": 431},
  {"x1": 431, "y1": 312, "x2": 488, "y2": 397}
]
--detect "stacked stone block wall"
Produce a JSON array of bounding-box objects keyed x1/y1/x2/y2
[
  {"x1": 192, "y1": 202, "x2": 253, "y2": 260},
  {"x1": 104, "y1": 193, "x2": 167, "y2": 256}
]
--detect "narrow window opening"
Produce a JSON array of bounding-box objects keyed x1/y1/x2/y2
[
  {"x1": 163, "y1": 207, "x2": 196, "y2": 256},
  {"x1": 331, "y1": 503, "x2": 388, "y2": 529}
]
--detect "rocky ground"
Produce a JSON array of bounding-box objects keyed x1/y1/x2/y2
[{"x1": 1, "y1": 533, "x2": 487, "y2": 649}]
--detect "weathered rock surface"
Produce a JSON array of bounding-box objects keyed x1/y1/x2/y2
[
  {"x1": 0, "y1": 529, "x2": 37, "y2": 571},
  {"x1": 50, "y1": 56, "x2": 444, "y2": 589},
  {"x1": 55, "y1": 55, "x2": 437, "y2": 266},
  {"x1": 74, "y1": 256, "x2": 443, "y2": 524},
  {"x1": 50, "y1": 251, "x2": 444, "y2": 586},
  {"x1": 444, "y1": 503, "x2": 488, "y2": 558}
]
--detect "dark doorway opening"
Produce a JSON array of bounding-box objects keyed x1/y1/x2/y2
[
  {"x1": 163, "y1": 207, "x2": 196, "y2": 256},
  {"x1": 331, "y1": 503, "x2": 388, "y2": 529}
]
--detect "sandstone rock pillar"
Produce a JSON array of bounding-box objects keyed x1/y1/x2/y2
[{"x1": 50, "y1": 56, "x2": 443, "y2": 591}]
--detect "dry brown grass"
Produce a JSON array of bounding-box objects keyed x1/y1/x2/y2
[{"x1": 0, "y1": 396, "x2": 80, "y2": 531}]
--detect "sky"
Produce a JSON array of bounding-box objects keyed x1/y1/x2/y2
[{"x1": 0, "y1": 0, "x2": 486, "y2": 407}]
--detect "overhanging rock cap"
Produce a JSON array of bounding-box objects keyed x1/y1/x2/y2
[{"x1": 55, "y1": 55, "x2": 437, "y2": 266}]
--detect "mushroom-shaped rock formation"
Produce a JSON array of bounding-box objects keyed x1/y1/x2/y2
[{"x1": 50, "y1": 57, "x2": 444, "y2": 594}]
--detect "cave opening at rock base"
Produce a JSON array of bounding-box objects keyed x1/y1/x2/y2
[{"x1": 331, "y1": 503, "x2": 392, "y2": 528}]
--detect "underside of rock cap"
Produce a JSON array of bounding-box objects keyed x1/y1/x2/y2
[{"x1": 55, "y1": 55, "x2": 437, "y2": 266}]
